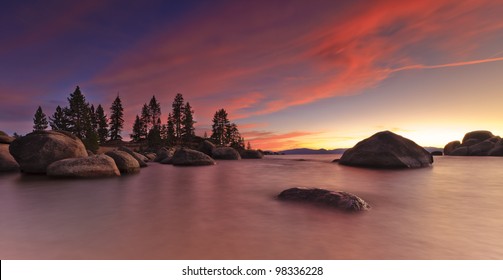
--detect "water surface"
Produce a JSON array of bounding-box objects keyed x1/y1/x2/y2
[{"x1": 1, "y1": 155, "x2": 502, "y2": 259}]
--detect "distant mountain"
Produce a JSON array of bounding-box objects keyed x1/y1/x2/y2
[
  {"x1": 280, "y1": 148, "x2": 347, "y2": 155},
  {"x1": 279, "y1": 146, "x2": 443, "y2": 155}
]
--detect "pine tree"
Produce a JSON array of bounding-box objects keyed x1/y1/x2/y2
[
  {"x1": 95, "y1": 104, "x2": 109, "y2": 144},
  {"x1": 211, "y1": 109, "x2": 230, "y2": 146},
  {"x1": 140, "y1": 103, "x2": 150, "y2": 139},
  {"x1": 131, "y1": 115, "x2": 143, "y2": 142},
  {"x1": 148, "y1": 95, "x2": 161, "y2": 129},
  {"x1": 247, "y1": 141, "x2": 252, "y2": 150},
  {"x1": 171, "y1": 93, "x2": 185, "y2": 143},
  {"x1": 49, "y1": 105, "x2": 69, "y2": 131},
  {"x1": 109, "y1": 94, "x2": 124, "y2": 141},
  {"x1": 166, "y1": 113, "x2": 175, "y2": 147},
  {"x1": 181, "y1": 102, "x2": 195, "y2": 144},
  {"x1": 147, "y1": 118, "x2": 162, "y2": 149},
  {"x1": 66, "y1": 86, "x2": 89, "y2": 139},
  {"x1": 33, "y1": 106, "x2": 48, "y2": 131}
]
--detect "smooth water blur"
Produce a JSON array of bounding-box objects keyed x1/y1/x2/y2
[{"x1": 1, "y1": 155, "x2": 502, "y2": 259}]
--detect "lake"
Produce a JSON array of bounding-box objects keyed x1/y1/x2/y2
[{"x1": 1, "y1": 155, "x2": 502, "y2": 259}]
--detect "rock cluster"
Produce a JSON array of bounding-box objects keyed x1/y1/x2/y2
[
  {"x1": 9, "y1": 130, "x2": 88, "y2": 174},
  {"x1": 339, "y1": 131, "x2": 433, "y2": 168},
  {"x1": 444, "y1": 131, "x2": 502, "y2": 156}
]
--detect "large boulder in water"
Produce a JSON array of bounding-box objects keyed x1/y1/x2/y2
[
  {"x1": 0, "y1": 131, "x2": 15, "y2": 144},
  {"x1": 47, "y1": 155, "x2": 120, "y2": 178},
  {"x1": 118, "y1": 146, "x2": 147, "y2": 167},
  {"x1": 277, "y1": 187, "x2": 370, "y2": 212},
  {"x1": 0, "y1": 144, "x2": 19, "y2": 172},
  {"x1": 172, "y1": 148, "x2": 216, "y2": 166},
  {"x1": 197, "y1": 140, "x2": 216, "y2": 156},
  {"x1": 9, "y1": 130, "x2": 88, "y2": 174},
  {"x1": 339, "y1": 131, "x2": 433, "y2": 168},
  {"x1": 444, "y1": 141, "x2": 460, "y2": 155},
  {"x1": 105, "y1": 150, "x2": 140, "y2": 174},
  {"x1": 212, "y1": 147, "x2": 241, "y2": 160},
  {"x1": 462, "y1": 130, "x2": 493, "y2": 145}
]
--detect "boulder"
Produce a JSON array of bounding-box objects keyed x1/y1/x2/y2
[
  {"x1": 450, "y1": 146, "x2": 469, "y2": 156},
  {"x1": 172, "y1": 148, "x2": 216, "y2": 166},
  {"x1": 444, "y1": 141, "x2": 460, "y2": 155},
  {"x1": 461, "y1": 138, "x2": 481, "y2": 147},
  {"x1": 0, "y1": 144, "x2": 19, "y2": 172},
  {"x1": 239, "y1": 149, "x2": 264, "y2": 159},
  {"x1": 277, "y1": 187, "x2": 370, "y2": 212},
  {"x1": 133, "y1": 152, "x2": 149, "y2": 162},
  {"x1": 47, "y1": 155, "x2": 120, "y2": 178},
  {"x1": 468, "y1": 140, "x2": 494, "y2": 156},
  {"x1": 144, "y1": 153, "x2": 157, "y2": 161},
  {"x1": 462, "y1": 130, "x2": 493, "y2": 145},
  {"x1": 339, "y1": 131, "x2": 433, "y2": 168},
  {"x1": 154, "y1": 147, "x2": 175, "y2": 162},
  {"x1": 105, "y1": 150, "x2": 140, "y2": 174},
  {"x1": 198, "y1": 140, "x2": 216, "y2": 156},
  {"x1": 431, "y1": 151, "x2": 443, "y2": 156},
  {"x1": 212, "y1": 147, "x2": 241, "y2": 160},
  {"x1": 488, "y1": 140, "x2": 503, "y2": 156},
  {"x1": 9, "y1": 130, "x2": 88, "y2": 174},
  {"x1": 118, "y1": 146, "x2": 147, "y2": 167},
  {"x1": 0, "y1": 131, "x2": 15, "y2": 144}
]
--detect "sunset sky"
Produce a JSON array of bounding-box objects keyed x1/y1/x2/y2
[{"x1": 1, "y1": 0, "x2": 502, "y2": 150}]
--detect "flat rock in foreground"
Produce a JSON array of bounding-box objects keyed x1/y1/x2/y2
[
  {"x1": 339, "y1": 130, "x2": 433, "y2": 168},
  {"x1": 278, "y1": 187, "x2": 370, "y2": 211},
  {"x1": 47, "y1": 155, "x2": 120, "y2": 178}
]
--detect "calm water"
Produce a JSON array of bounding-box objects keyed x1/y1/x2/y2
[{"x1": 1, "y1": 155, "x2": 502, "y2": 259}]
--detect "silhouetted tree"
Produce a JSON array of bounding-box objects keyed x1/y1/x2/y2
[
  {"x1": 33, "y1": 106, "x2": 48, "y2": 131},
  {"x1": 211, "y1": 109, "x2": 230, "y2": 146},
  {"x1": 171, "y1": 93, "x2": 185, "y2": 143},
  {"x1": 181, "y1": 102, "x2": 195, "y2": 144},
  {"x1": 166, "y1": 113, "x2": 175, "y2": 147},
  {"x1": 147, "y1": 118, "x2": 163, "y2": 149},
  {"x1": 247, "y1": 141, "x2": 252, "y2": 150},
  {"x1": 66, "y1": 86, "x2": 89, "y2": 139},
  {"x1": 131, "y1": 115, "x2": 142, "y2": 142},
  {"x1": 109, "y1": 94, "x2": 124, "y2": 140},
  {"x1": 140, "y1": 103, "x2": 151, "y2": 136},
  {"x1": 49, "y1": 105, "x2": 69, "y2": 131},
  {"x1": 149, "y1": 95, "x2": 161, "y2": 129},
  {"x1": 226, "y1": 123, "x2": 244, "y2": 149},
  {"x1": 95, "y1": 104, "x2": 109, "y2": 143}
]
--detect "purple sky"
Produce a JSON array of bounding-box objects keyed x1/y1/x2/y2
[{"x1": 1, "y1": 0, "x2": 502, "y2": 150}]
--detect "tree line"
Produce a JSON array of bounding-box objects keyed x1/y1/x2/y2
[{"x1": 32, "y1": 86, "x2": 248, "y2": 152}]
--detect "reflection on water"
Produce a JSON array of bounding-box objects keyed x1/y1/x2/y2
[{"x1": 1, "y1": 155, "x2": 502, "y2": 259}]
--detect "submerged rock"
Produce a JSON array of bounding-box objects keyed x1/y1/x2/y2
[
  {"x1": 9, "y1": 130, "x2": 88, "y2": 174},
  {"x1": 239, "y1": 149, "x2": 264, "y2": 159},
  {"x1": 105, "y1": 150, "x2": 140, "y2": 174},
  {"x1": 339, "y1": 131, "x2": 433, "y2": 168},
  {"x1": 0, "y1": 144, "x2": 19, "y2": 172},
  {"x1": 118, "y1": 146, "x2": 147, "y2": 167},
  {"x1": 212, "y1": 147, "x2": 241, "y2": 160},
  {"x1": 172, "y1": 148, "x2": 216, "y2": 166},
  {"x1": 47, "y1": 155, "x2": 120, "y2": 178},
  {"x1": 431, "y1": 151, "x2": 443, "y2": 156},
  {"x1": 277, "y1": 187, "x2": 370, "y2": 212}
]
